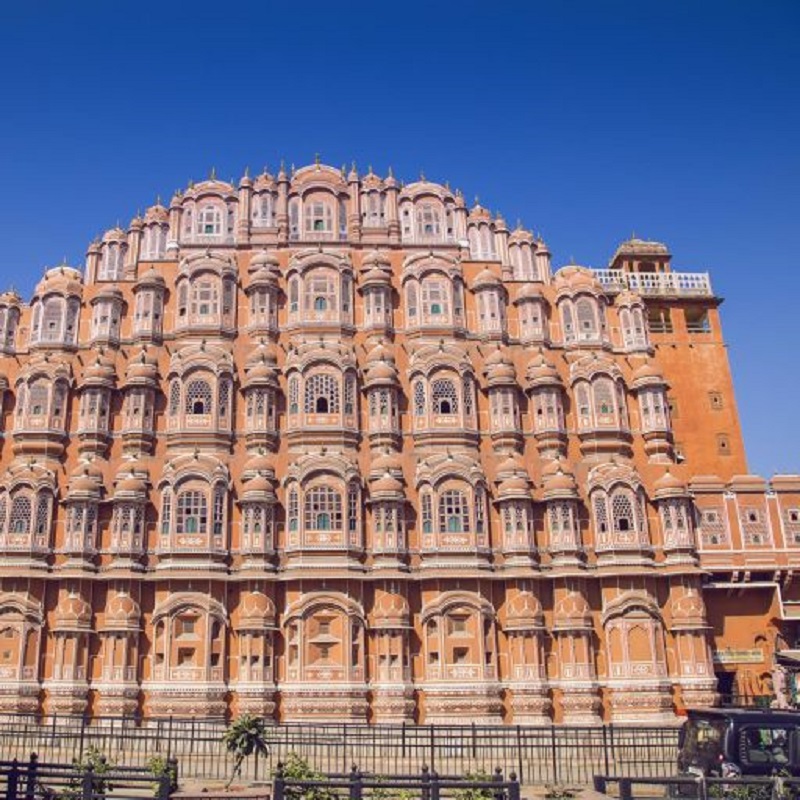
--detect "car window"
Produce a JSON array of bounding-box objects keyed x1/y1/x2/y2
[
  {"x1": 681, "y1": 717, "x2": 726, "y2": 763},
  {"x1": 738, "y1": 726, "x2": 792, "y2": 768}
]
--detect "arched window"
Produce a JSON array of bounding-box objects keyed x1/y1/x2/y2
[
  {"x1": 406, "y1": 283, "x2": 418, "y2": 319},
  {"x1": 612, "y1": 492, "x2": 635, "y2": 533},
  {"x1": 421, "y1": 492, "x2": 433, "y2": 534},
  {"x1": 41, "y1": 297, "x2": 64, "y2": 343},
  {"x1": 304, "y1": 373, "x2": 340, "y2": 415},
  {"x1": 561, "y1": 302, "x2": 575, "y2": 344},
  {"x1": 431, "y1": 378, "x2": 458, "y2": 415},
  {"x1": 29, "y1": 383, "x2": 48, "y2": 417},
  {"x1": 439, "y1": 490, "x2": 470, "y2": 533},
  {"x1": 305, "y1": 201, "x2": 334, "y2": 236},
  {"x1": 191, "y1": 277, "x2": 219, "y2": 319},
  {"x1": 576, "y1": 297, "x2": 598, "y2": 339},
  {"x1": 198, "y1": 205, "x2": 222, "y2": 236},
  {"x1": 253, "y1": 193, "x2": 274, "y2": 226},
  {"x1": 594, "y1": 378, "x2": 615, "y2": 422},
  {"x1": 304, "y1": 487, "x2": 342, "y2": 531},
  {"x1": 421, "y1": 277, "x2": 449, "y2": 320},
  {"x1": 288, "y1": 376, "x2": 299, "y2": 415},
  {"x1": 416, "y1": 204, "x2": 441, "y2": 239},
  {"x1": 362, "y1": 192, "x2": 384, "y2": 227},
  {"x1": 177, "y1": 490, "x2": 208, "y2": 535},
  {"x1": 185, "y1": 379, "x2": 212, "y2": 415},
  {"x1": 304, "y1": 270, "x2": 337, "y2": 316},
  {"x1": 169, "y1": 381, "x2": 180, "y2": 416}
]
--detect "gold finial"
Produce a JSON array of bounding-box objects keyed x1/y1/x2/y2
[{"x1": 314, "y1": 152, "x2": 321, "y2": 166}]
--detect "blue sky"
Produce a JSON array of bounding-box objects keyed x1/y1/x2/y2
[{"x1": 0, "y1": 1, "x2": 798, "y2": 476}]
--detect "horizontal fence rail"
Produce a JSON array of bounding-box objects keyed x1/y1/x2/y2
[
  {"x1": 0, "y1": 753, "x2": 173, "y2": 800},
  {"x1": 0, "y1": 714, "x2": 682, "y2": 787},
  {"x1": 594, "y1": 773, "x2": 800, "y2": 799}
]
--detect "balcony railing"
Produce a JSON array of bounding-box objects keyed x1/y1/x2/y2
[
  {"x1": 594, "y1": 269, "x2": 714, "y2": 297},
  {"x1": 593, "y1": 269, "x2": 713, "y2": 297}
]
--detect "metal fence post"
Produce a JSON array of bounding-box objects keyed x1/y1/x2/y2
[
  {"x1": 430, "y1": 769, "x2": 440, "y2": 800},
  {"x1": 8, "y1": 758, "x2": 20, "y2": 800},
  {"x1": 602, "y1": 724, "x2": 610, "y2": 778},
  {"x1": 619, "y1": 777, "x2": 632, "y2": 800},
  {"x1": 349, "y1": 765, "x2": 362, "y2": 800},
  {"x1": 421, "y1": 765, "x2": 430, "y2": 800},
  {"x1": 78, "y1": 714, "x2": 86, "y2": 762},
  {"x1": 273, "y1": 761, "x2": 285, "y2": 800},
  {"x1": 592, "y1": 775, "x2": 606, "y2": 794},
  {"x1": 25, "y1": 752, "x2": 38, "y2": 800},
  {"x1": 508, "y1": 772, "x2": 520, "y2": 800},
  {"x1": 81, "y1": 766, "x2": 95, "y2": 800},
  {"x1": 492, "y1": 766, "x2": 504, "y2": 800},
  {"x1": 549, "y1": 725, "x2": 558, "y2": 786}
]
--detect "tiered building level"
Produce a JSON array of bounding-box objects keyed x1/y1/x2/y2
[{"x1": 0, "y1": 161, "x2": 797, "y2": 724}]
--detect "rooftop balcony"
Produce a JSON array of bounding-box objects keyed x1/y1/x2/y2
[{"x1": 593, "y1": 269, "x2": 713, "y2": 297}]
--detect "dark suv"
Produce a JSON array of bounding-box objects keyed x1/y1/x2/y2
[{"x1": 677, "y1": 708, "x2": 800, "y2": 780}]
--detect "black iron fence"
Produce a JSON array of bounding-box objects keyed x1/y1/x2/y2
[
  {"x1": 0, "y1": 714, "x2": 682, "y2": 787},
  {"x1": 594, "y1": 773, "x2": 800, "y2": 799},
  {"x1": 272, "y1": 765, "x2": 521, "y2": 800},
  {"x1": 0, "y1": 753, "x2": 174, "y2": 800}
]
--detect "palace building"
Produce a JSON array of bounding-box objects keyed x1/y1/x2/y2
[{"x1": 0, "y1": 160, "x2": 797, "y2": 724}]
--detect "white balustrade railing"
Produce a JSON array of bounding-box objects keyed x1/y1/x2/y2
[{"x1": 593, "y1": 269, "x2": 712, "y2": 297}]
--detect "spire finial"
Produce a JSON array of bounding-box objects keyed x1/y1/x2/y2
[
  {"x1": 244, "y1": 165, "x2": 250, "y2": 178},
  {"x1": 210, "y1": 166, "x2": 216, "y2": 180},
  {"x1": 387, "y1": 166, "x2": 394, "y2": 178},
  {"x1": 314, "y1": 152, "x2": 321, "y2": 167},
  {"x1": 156, "y1": 194, "x2": 162, "y2": 206}
]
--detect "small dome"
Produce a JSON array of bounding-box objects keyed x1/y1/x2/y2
[
  {"x1": 136, "y1": 267, "x2": 166, "y2": 287},
  {"x1": 249, "y1": 250, "x2": 280, "y2": 270},
  {"x1": 36, "y1": 265, "x2": 83, "y2": 297},
  {"x1": 361, "y1": 266, "x2": 392, "y2": 287},
  {"x1": 55, "y1": 593, "x2": 92, "y2": 629},
  {"x1": 506, "y1": 591, "x2": 544, "y2": 629},
  {"x1": 473, "y1": 268, "x2": 501, "y2": 288},
  {"x1": 554, "y1": 591, "x2": 592, "y2": 629},
  {"x1": 361, "y1": 249, "x2": 390, "y2": 270},
  {"x1": 498, "y1": 475, "x2": 531, "y2": 499},
  {"x1": 370, "y1": 590, "x2": 411, "y2": 628},
  {"x1": 115, "y1": 474, "x2": 148, "y2": 496},
  {"x1": 484, "y1": 348, "x2": 516, "y2": 385},
  {"x1": 102, "y1": 226, "x2": 127, "y2": 243},
  {"x1": 631, "y1": 361, "x2": 665, "y2": 388},
  {"x1": 615, "y1": 290, "x2": 643, "y2": 308},
  {"x1": 244, "y1": 452, "x2": 275, "y2": 477},
  {"x1": 371, "y1": 472, "x2": 404, "y2": 496},
  {"x1": 237, "y1": 591, "x2": 276, "y2": 629},
  {"x1": 365, "y1": 342, "x2": 394, "y2": 365},
  {"x1": 83, "y1": 355, "x2": 116, "y2": 386},
  {"x1": 468, "y1": 202, "x2": 492, "y2": 222},
  {"x1": 125, "y1": 351, "x2": 159, "y2": 385},
  {"x1": 653, "y1": 469, "x2": 687, "y2": 499},
  {"x1": 241, "y1": 473, "x2": 275, "y2": 502},
  {"x1": 496, "y1": 453, "x2": 525, "y2": 477},
  {"x1": 68, "y1": 472, "x2": 102, "y2": 498},
  {"x1": 366, "y1": 359, "x2": 398, "y2": 384},
  {"x1": 553, "y1": 265, "x2": 602, "y2": 296},
  {"x1": 525, "y1": 352, "x2": 561, "y2": 387},
  {"x1": 106, "y1": 592, "x2": 141, "y2": 624},
  {"x1": 0, "y1": 290, "x2": 22, "y2": 306},
  {"x1": 144, "y1": 203, "x2": 169, "y2": 223},
  {"x1": 514, "y1": 283, "x2": 543, "y2": 303}
]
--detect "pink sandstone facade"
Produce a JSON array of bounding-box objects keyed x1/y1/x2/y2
[{"x1": 0, "y1": 160, "x2": 797, "y2": 724}]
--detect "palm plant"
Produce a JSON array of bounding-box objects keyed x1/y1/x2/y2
[{"x1": 222, "y1": 714, "x2": 270, "y2": 788}]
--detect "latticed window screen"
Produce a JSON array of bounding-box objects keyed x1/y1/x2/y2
[
  {"x1": 344, "y1": 375, "x2": 356, "y2": 415},
  {"x1": 422, "y1": 279, "x2": 448, "y2": 316},
  {"x1": 185, "y1": 379, "x2": 212, "y2": 415},
  {"x1": 439, "y1": 490, "x2": 470, "y2": 534},
  {"x1": 593, "y1": 494, "x2": 609, "y2": 535},
  {"x1": 114, "y1": 503, "x2": 144, "y2": 544},
  {"x1": 431, "y1": 379, "x2": 458, "y2": 414},
  {"x1": 406, "y1": 284, "x2": 418, "y2": 317},
  {"x1": 0, "y1": 496, "x2": 6, "y2": 534},
  {"x1": 169, "y1": 381, "x2": 180, "y2": 415},
  {"x1": 29, "y1": 383, "x2": 48, "y2": 416},
  {"x1": 475, "y1": 488, "x2": 485, "y2": 533},
  {"x1": 305, "y1": 271, "x2": 336, "y2": 310},
  {"x1": 218, "y1": 379, "x2": 231, "y2": 419},
  {"x1": 160, "y1": 492, "x2": 172, "y2": 534},
  {"x1": 561, "y1": 302, "x2": 575, "y2": 341},
  {"x1": 698, "y1": 507, "x2": 729, "y2": 547},
  {"x1": 594, "y1": 378, "x2": 615, "y2": 420},
  {"x1": 9, "y1": 495, "x2": 32, "y2": 534},
  {"x1": 288, "y1": 488, "x2": 299, "y2": 531},
  {"x1": 304, "y1": 373, "x2": 340, "y2": 414},
  {"x1": 191, "y1": 279, "x2": 219, "y2": 317},
  {"x1": 421, "y1": 493, "x2": 433, "y2": 533},
  {"x1": 740, "y1": 505, "x2": 769, "y2": 546},
  {"x1": 611, "y1": 491, "x2": 636, "y2": 534},
  {"x1": 413, "y1": 382, "x2": 426, "y2": 416},
  {"x1": 463, "y1": 376, "x2": 474, "y2": 418},
  {"x1": 576, "y1": 297, "x2": 597, "y2": 335},
  {"x1": 348, "y1": 484, "x2": 359, "y2": 532},
  {"x1": 212, "y1": 485, "x2": 226, "y2": 536},
  {"x1": 304, "y1": 487, "x2": 342, "y2": 531},
  {"x1": 176, "y1": 491, "x2": 208, "y2": 534},
  {"x1": 34, "y1": 494, "x2": 50, "y2": 538}
]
